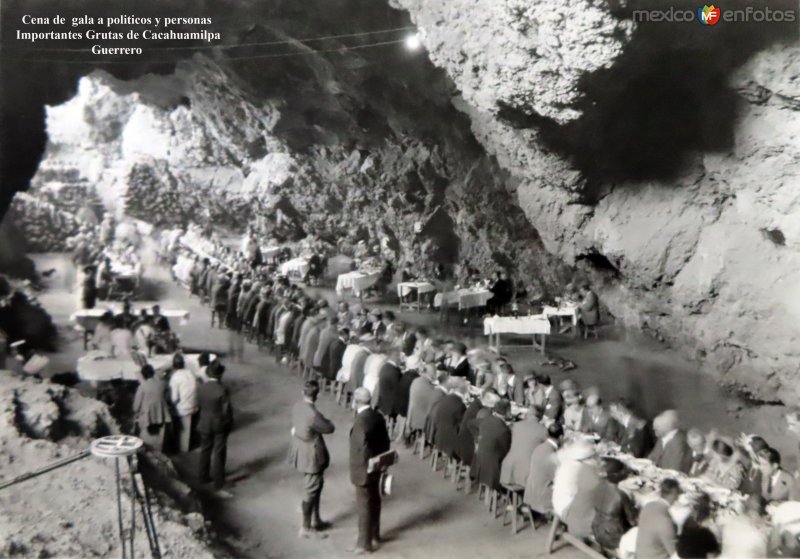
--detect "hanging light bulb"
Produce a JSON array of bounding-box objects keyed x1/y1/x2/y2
[{"x1": 404, "y1": 32, "x2": 422, "y2": 51}]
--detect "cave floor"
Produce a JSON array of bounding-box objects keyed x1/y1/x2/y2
[{"x1": 31, "y1": 252, "x2": 794, "y2": 559}]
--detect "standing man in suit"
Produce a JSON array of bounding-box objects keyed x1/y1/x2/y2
[
  {"x1": 288, "y1": 380, "x2": 336, "y2": 538},
  {"x1": 325, "y1": 328, "x2": 349, "y2": 385},
  {"x1": 196, "y1": 361, "x2": 234, "y2": 497},
  {"x1": 349, "y1": 387, "x2": 391, "y2": 554},
  {"x1": 635, "y1": 478, "x2": 681, "y2": 559},
  {"x1": 648, "y1": 410, "x2": 692, "y2": 473}
]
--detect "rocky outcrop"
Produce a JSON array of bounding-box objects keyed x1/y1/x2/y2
[
  {"x1": 393, "y1": 0, "x2": 800, "y2": 399},
  {"x1": 27, "y1": 29, "x2": 569, "y2": 290},
  {"x1": 0, "y1": 372, "x2": 221, "y2": 558}
]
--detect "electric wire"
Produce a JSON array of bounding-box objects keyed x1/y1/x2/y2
[
  {"x1": 10, "y1": 25, "x2": 416, "y2": 52},
  {"x1": 1, "y1": 37, "x2": 409, "y2": 64}
]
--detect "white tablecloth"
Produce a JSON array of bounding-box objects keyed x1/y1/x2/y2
[
  {"x1": 76, "y1": 352, "x2": 208, "y2": 382},
  {"x1": 483, "y1": 315, "x2": 552, "y2": 336},
  {"x1": 280, "y1": 257, "x2": 310, "y2": 278},
  {"x1": 77, "y1": 353, "x2": 170, "y2": 382},
  {"x1": 70, "y1": 308, "x2": 190, "y2": 331},
  {"x1": 336, "y1": 271, "x2": 381, "y2": 296},
  {"x1": 110, "y1": 262, "x2": 141, "y2": 278},
  {"x1": 396, "y1": 281, "x2": 436, "y2": 298},
  {"x1": 261, "y1": 246, "x2": 281, "y2": 260},
  {"x1": 434, "y1": 288, "x2": 492, "y2": 310},
  {"x1": 542, "y1": 303, "x2": 579, "y2": 325}
]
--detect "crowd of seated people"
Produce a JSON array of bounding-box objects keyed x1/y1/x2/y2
[
  {"x1": 166, "y1": 234, "x2": 800, "y2": 559},
  {"x1": 89, "y1": 302, "x2": 178, "y2": 357}
]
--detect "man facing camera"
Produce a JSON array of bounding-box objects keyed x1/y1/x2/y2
[
  {"x1": 349, "y1": 387, "x2": 391, "y2": 555},
  {"x1": 288, "y1": 380, "x2": 335, "y2": 539}
]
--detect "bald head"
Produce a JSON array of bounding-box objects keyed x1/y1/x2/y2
[
  {"x1": 654, "y1": 410, "x2": 680, "y2": 438},
  {"x1": 353, "y1": 387, "x2": 372, "y2": 407}
]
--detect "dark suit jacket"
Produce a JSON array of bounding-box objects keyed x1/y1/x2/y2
[
  {"x1": 400, "y1": 332, "x2": 417, "y2": 357},
  {"x1": 196, "y1": 379, "x2": 233, "y2": 435},
  {"x1": 449, "y1": 357, "x2": 473, "y2": 384},
  {"x1": 314, "y1": 325, "x2": 338, "y2": 369},
  {"x1": 371, "y1": 321, "x2": 386, "y2": 340},
  {"x1": 395, "y1": 370, "x2": 419, "y2": 418},
  {"x1": 428, "y1": 393, "x2": 466, "y2": 459},
  {"x1": 325, "y1": 338, "x2": 347, "y2": 381},
  {"x1": 349, "y1": 407, "x2": 391, "y2": 486},
  {"x1": 457, "y1": 399, "x2": 484, "y2": 467},
  {"x1": 649, "y1": 431, "x2": 692, "y2": 473},
  {"x1": 635, "y1": 499, "x2": 677, "y2": 559},
  {"x1": 472, "y1": 414, "x2": 512, "y2": 490},
  {"x1": 619, "y1": 418, "x2": 655, "y2": 459},
  {"x1": 288, "y1": 400, "x2": 335, "y2": 474},
  {"x1": 376, "y1": 361, "x2": 402, "y2": 418},
  {"x1": 542, "y1": 387, "x2": 564, "y2": 421}
]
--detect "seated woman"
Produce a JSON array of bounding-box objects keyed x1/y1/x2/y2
[{"x1": 703, "y1": 438, "x2": 746, "y2": 491}]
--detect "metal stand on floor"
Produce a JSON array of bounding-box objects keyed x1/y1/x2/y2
[
  {"x1": 0, "y1": 435, "x2": 161, "y2": 559},
  {"x1": 90, "y1": 435, "x2": 162, "y2": 559}
]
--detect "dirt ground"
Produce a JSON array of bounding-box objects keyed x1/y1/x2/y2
[{"x1": 30, "y1": 252, "x2": 795, "y2": 559}]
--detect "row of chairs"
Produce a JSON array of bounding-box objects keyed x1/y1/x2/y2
[{"x1": 411, "y1": 434, "x2": 606, "y2": 558}]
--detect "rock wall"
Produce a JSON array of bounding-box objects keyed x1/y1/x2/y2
[
  {"x1": 28, "y1": 27, "x2": 570, "y2": 291},
  {"x1": 392, "y1": 0, "x2": 800, "y2": 399}
]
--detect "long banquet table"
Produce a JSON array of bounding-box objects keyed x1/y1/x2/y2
[
  {"x1": 483, "y1": 314, "x2": 551, "y2": 353},
  {"x1": 70, "y1": 308, "x2": 190, "y2": 332},
  {"x1": 260, "y1": 245, "x2": 282, "y2": 261},
  {"x1": 434, "y1": 288, "x2": 492, "y2": 311},
  {"x1": 280, "y1": 257, "x2": 310, "y2": 278},
  {"x1": 76, "y1": 351, "x2": 211, "y2": 383}
]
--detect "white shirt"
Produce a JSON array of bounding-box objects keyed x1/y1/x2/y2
[
  {"x1": 661, "y1": 429, "x2": 679, "y2": 447},
  {"x1": 337, "y1": 344, "x2": 362, "y2": 383},
  {"x1": 169, "y1": 368, "x2": 199, "y2": 416},
  {"x1": 552, "y1": 455, "x2": 582, "y2": 518},
  {"x1": 356, "y1": 404, "x2": 370, "y2": 415},
  {"x1": 363, "y1": 353, "x2": 387, "y2": 397},
  {"x1": 720, "y1": 515, "x2": 768, "y2": 558}
]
